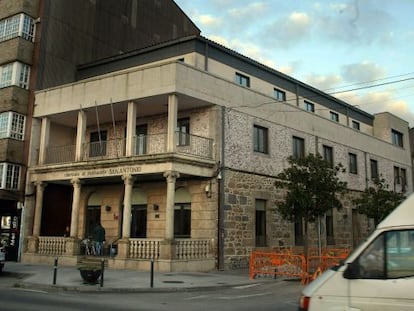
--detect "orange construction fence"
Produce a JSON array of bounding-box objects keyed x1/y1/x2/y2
[{"x1": 249, "y1": 248, "x2": 350, "y2": 284}]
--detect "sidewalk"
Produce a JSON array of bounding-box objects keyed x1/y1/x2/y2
[{"x1": 0, "y1": 262, "x2": 271, "y2": 293}]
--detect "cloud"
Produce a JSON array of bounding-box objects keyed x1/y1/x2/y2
[
  {"x1": 304, "y1": 74, "x2": 343, "y2": 91},
  {"x1": 336, "y1": 91, "x2": 414, "y2": 126},
  {"x1": 341, "y1": 62, "x2": 385, "y2": 84},
  {"x1": 228, "y1": 2, "x2": 268, "y2": 20},
  {"x1": 263, "y1": 11, "x2": 312, "y2": 47},
  {"x1": 197, "y1": 14, "x2": 222, "y2": 28}
]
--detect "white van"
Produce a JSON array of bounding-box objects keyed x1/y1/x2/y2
[{"x1": 299, "y1": 193, "x2": 414, "y2": 311}]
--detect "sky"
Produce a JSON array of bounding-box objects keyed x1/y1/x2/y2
[{"x1": 174, "y1": 0, "x2": 414, "y2": 127}]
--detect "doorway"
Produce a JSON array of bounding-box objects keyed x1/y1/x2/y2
[{"x1": 85, "y1": 206, "x2": 101, "y2": 239}]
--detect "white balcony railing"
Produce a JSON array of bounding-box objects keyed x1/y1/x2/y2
[
  {"x1": 175, "y1": 239, "x2": 211, "y2": 259},
  {"x1": 129, "y1": 239, "x2": 161, "y2": 259},
  {"x1": 38, "y1": 236, "x2": 67, "y2": 255}
]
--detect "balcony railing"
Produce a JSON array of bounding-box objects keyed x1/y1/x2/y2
[
  {"x1": 38, "y1": 236, "x2": 67, "y2": 255},
  {"x1": 43, "y1": 132, "x2": 213, "y2": 164},
  {"x1": 129, "y1": 239, "x2": 161, "y2": 259},
  {"x1": 45, "y1": 145, "x2": 76, "y2": 164},
  {"x1": 175, "y1": 239, "x2": 211, "y2": 259},
  {"x1": 84, "y1": 139, "x2": 126, "y2": 160}
]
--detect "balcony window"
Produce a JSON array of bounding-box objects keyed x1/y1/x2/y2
[
  {"x1": 89, "y1": 130, "x2": 107, "y2": 157},
  {"x1": 176, "y1": 118, "x2": 190, "y2": 146},
  {"x1": 0, "y1": 112, "x2": 25, "y2": 140},
  {"x1": 136, "y1": 124, "x2": 148, "y2": 155},
  {"x1": 0, "y1": 62, "x2": 31, "y2": 89},
  {"x1": 0, "y1": 14, "x2": 35, "y2": 42},
  {"x1": 0, "y1": 163, "x2": 21, "y2": 190},
  {"x1": 253, "y1": 125, "x2": 268, "y2": 154},
  {"x1": 235, "y1": 72, "x2": 250, "y2": 87}
]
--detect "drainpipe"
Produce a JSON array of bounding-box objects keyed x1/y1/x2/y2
[{"x1": 217, "y1": 105, "x2": 225, "y2": 270}]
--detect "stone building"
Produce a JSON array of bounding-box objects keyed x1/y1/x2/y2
[
  {"x1": 22, "y1": 34, "x2": 412, "y2": 271},
  {"x1": 0, "y1": 0, "x2": 199, "y2": 262}
]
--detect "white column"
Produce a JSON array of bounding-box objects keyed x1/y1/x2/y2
[
  {"x1": 122, "y1": 174, "x2": 135, "y2": 238},
  {"x1": 70, "y1": 178, "x2": 82, "y2": 238},
  {"x1": 163, "y1": 171, "x2": 179, "y2": 240},
  {"x1": 167, "y1": 94, "x2": 178, "y2": 152},
  {"x1": 75, "y1": 110, "x2": 87, "y2": 161},
  {"x1": 32, "y1": 181, "x2": 46, "y2": 236},
  {"x1": 38, "y1": 118, "x2": 50, "y2": 164},
  {"x1": 126, "y1": 101, "x2": 137, "y2": 156}
]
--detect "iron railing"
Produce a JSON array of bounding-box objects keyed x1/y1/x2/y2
[{"x1": 43, "y1": 132, "x2": 213, "y2": 164}]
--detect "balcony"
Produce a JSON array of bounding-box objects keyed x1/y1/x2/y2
[{"x1": 44, "y1": 132, "x2": 213, "y2": 165}]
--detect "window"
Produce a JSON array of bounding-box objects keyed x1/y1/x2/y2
[
  {"x1": 391, "y1": 129, "x2": 403, "y2": 147},
  {"x1": 0, "y1": 14, "x2": 35, "y2": 42},
  {"x1": 135, "y1": 124, "x2": 147, "y2": 155},
  {"x1": 176, "y1": 118, "x2": 190, "y2": 146},
  {"x1": 255, "y1": 199, "x2": 267, "y2": 247},
  {"x1": 89, "y1": 130, "x2": 107, "y2": 157},
  {"x1": 0, "y1": 112, "x2": 25, "y2": 140},
  {"x1": 305, "y1": 101, "x2": 315, "y2": 113},
  {"x1": 394, "y1": 166, "x2": 407, "y2": 191},
  {"x1": 235, "y1": 72, "x2": 250, "y2": 87},
  {"x1": 253, "y1": 125, "x2": 268, "y2": 154},
  {"x1": 356, "y1": 230, "x2": 414, "y2": 279},
  {"x1": 330, "y1": 111, "x2": 339, "y2": 122},
  {"x1": 323, "y1": 145, "x2": 333, "y2": 168},
  {"x1": 174, "y1": 203, "x2": 191, "y2": 238},
  {"x1": 370, "y1": 159, "x2": 378, "y2": 180},
  {"x1": 274, "y1": 88, "x2": 286, "y2": 101},
  {"x1": 292, "y1": 136, "x2": 305, "y2": 158},
  {"x1": 352, "y1": 120, "x2": 360, "y2": 130},
  {"x1": 0, "y1": 163, "x2": 21, "y2": 190},
  {"x1": 0, "y1": 62, "x2": 31, "y2": 89},
  {"x1": 326, "y1": 209, "x2": 335, "y2": 245},
  {"x1": 349, "y1": 153, "x2": 358, "y2": 174},
  {"x1": 294, "y1": 216, "x2": 304, "y2": 246}
]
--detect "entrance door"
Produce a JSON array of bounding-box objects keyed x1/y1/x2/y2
[
  {"x1": 131, "y1": 205, "x2": 147, "y2": 238},
  {"x1": 85, "y1": 206, "x2": 101, "y2": 239}
]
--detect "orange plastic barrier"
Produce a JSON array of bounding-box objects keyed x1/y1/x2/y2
[
  {"x1": 249, "y1": 251, "x2": 307, "y2": 284},
  {"x1": 249, "y1": 248, "x2": 350, "y2": 285}
]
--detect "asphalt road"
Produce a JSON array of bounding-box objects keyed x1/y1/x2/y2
[{"x1": 0, "y1": 279, "x2": 303, "y2": 311}]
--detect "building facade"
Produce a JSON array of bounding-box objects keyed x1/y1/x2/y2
[
  {"x1": 22, "y1": 35, "x2": 412, "y2": 271},
  {"x1": 0, "y1": 0, "x2": 199, "y2": 262}
]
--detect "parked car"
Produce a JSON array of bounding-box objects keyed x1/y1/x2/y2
[
  {"x1": 299, "y1": 193, "x2": 414, "y2": 311},
  {"x1": 0, "y1": 244, "x2": 5, "y2": 273}
]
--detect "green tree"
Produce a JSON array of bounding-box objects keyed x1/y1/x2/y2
[
  {"x1": 275, "y1": 153, "x2": 347, "y2": 257},
  {"x1": 353, "y1": 177, "x2": 405, "y2": 227}
]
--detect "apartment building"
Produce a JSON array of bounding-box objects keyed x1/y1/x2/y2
[
  {"x1": 0, "y1": 0, "x2": 199, "y2": 262},
  {"x1": 22, "y1": 35, "x2": 412, "y2": 271}
]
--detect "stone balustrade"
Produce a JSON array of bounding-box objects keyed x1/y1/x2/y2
[
  {"x1": 175, "y1": 239, "x2": 211, "y2": 259},
  {"x1": 38, "y1": 236, "x2": 67, "y2": 255},
  {"x1": 129, "y1": 239, "x2": 161, "y2": 259}
]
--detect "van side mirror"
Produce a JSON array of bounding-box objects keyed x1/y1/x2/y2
[{"x1": 343, "y1": 262, "x2": 359, "y2": 279}]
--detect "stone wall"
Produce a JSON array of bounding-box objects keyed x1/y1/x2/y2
[{"x1": 222, "y1": 169, "x2": 373, "y2": 269}]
